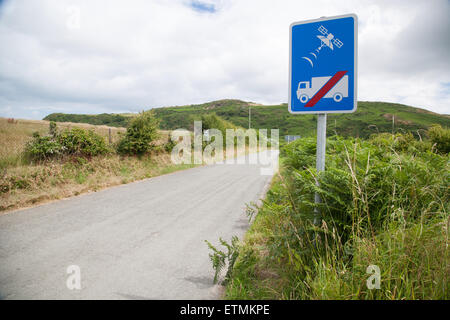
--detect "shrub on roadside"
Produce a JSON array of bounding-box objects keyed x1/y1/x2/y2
[
  {"x1": 49, "y1": 121, "x2": 58, "y2": 138},
  {"x1": 24, "y1": 132, "x2": 63, "y2": 160},
  {"x1": 24, "y1": 123, "x2": 109, "y2": 160},
  {"x1": 117, "y1": 111, "x2": 160, "y2": 155},
  {"x1": 428, "y1": 124, "x2": 450, "y2": 154},
  {"x1": 282, "y1": 133, "x2": 447, "y2": 243},
  {"x1": 164, "y1": 138, "x2": 177, "y2": 153},
  {"x1": 57, "y1": 128, "x2": 109, "y2": 157}
]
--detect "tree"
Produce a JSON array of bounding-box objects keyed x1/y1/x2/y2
[{"x1": 117, "y1": 111, "x2": 160, "y2": 155}]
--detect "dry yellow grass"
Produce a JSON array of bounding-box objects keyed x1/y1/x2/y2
[
  {"x1": 0, "y1": 117, "x2": 171, "y2": 168},
  {"x1": 0, "y1": 118, "x2": 126, "y2": 167},
  {"x1": 0, "y1": 118, "x2": 186, "y2": 212}
]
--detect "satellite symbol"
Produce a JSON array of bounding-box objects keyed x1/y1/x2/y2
[
  {"x1": 302, "y1": 25, "x2": 344, "y2": 68},
  {"x1": 316, "y1": 25, "x2": 344, "y2": 51}
]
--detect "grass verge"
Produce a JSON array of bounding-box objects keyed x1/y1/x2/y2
[
  {"x1": 214, "y1": 131, "x2": 449, "y2": 300},
  {"x1": 0, "y1": 117, "x2": 190, "y2": 212},
  {"x1": 1, "y1": 152, "x2": 197, "y2": 212}
]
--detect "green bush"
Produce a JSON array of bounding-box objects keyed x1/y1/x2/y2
[
  {"x1": 201, "y1": 113, "x2": 237, "y2": 133},
  {"x1": 24, "y1": 126, "x2": 109, "y2": 160},
  {"x1": 282, "y1": 134, "x2": 447, "y2": 243},
  {"x1": 49, "y1": 121, "x2": 58, "y2": 137},
  {"x1": 164, "y1": 138, "x2": 177, "y2": 153},
  {"x1": 57, "y1": 128, "x2": 109, "y2": 157},
  {"x1": 428, "y1": 124, "x2": 450, "y2": 154},
  {"x1": 201, "y1": 113, "x2": 237, "y2": 145},
  {"x1": 117, "y1": 111, "x2": 160, "y2": 155},
  {"x1": 24, "y1": 132, "x2": 63, "y2": 160}
]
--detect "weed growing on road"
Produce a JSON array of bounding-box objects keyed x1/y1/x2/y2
[{"x1": 205, "y1": 236, "x2": 240, "y2": 285}]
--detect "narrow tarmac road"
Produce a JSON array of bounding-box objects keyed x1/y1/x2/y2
[{"x1": 0, "y1": 152, "x2": 276, "y2": 299}]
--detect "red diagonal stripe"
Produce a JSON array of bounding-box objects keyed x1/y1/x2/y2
[{"x1": 305, "y1": 70, "x2": 348, "y2": 107}]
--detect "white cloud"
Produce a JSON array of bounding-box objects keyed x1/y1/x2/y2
[{"x1": 0, "y1": 0, "x2": 449, "y2": 119}]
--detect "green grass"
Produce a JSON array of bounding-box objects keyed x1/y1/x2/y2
[
  {"x1": 212, "y1": 129, "x2": 449, "y2": 300},
  {"x1": 44, "y1": 100, "x2": 450, "y2": 139},
  {"x1": 158, "y1": 163, "x2": 198, "y2": 175}
]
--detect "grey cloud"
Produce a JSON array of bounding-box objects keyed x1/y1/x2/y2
[
  {"x1": 0, "y1": 0, "x2": 449, "y2": 119},
  {"x1": 393, "y1": 1, "x2": 450, "y2": 74}
]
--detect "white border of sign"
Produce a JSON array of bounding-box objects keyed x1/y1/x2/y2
[{"x1": 288, "y1": 13, "x2": 358, "y2": 114}]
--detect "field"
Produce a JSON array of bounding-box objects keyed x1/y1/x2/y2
[
  {"x1": 0, "y1": 118, "x2": 126, "y2": 169},
  {"x1": 0, "y1": 118, "x2": 191, "y2": 212}
]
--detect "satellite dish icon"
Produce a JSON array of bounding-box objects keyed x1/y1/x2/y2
[
  {"x1": 301, "y1": 25, "x2": 344, "y2": 68},
  {"x1": 316, "y1": 25, "x2": 344, "y2": 52}
]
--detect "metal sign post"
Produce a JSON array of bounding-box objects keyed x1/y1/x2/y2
[
  {"x1": 314, "y1": 113, "x2": 326, "y2": 225},
  {"x1": 288, "y1": 14, "x2": 358, "y2": 226}
]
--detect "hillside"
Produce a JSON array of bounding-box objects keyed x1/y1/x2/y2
[
  {"x1": 43, "y1": 113, "x2": 130, "y2": 128},
  {"x1": 44, "y1": 100, "x2": 450, "y2": 138}
]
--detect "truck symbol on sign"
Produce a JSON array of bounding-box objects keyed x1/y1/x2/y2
[{"x1": 297, "y1": 75, "x2": 348, "y2": 103}]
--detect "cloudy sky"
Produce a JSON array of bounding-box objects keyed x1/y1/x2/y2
[{"x1": 0, "y1": 0, "x2": 449, "y2": 119}]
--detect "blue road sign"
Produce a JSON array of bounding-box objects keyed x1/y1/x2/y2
[{"x1": 289, "y1": 14, "x2": 357, "y2": 114}]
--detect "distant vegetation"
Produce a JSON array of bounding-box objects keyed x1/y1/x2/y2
[
  {"x1": 44, "y1": 100, "x2": 450, "y2": 139},
  {"x1": 201, "y1": 113, "x2": 238, "y2": 146},
  {"x1": 153, "y1": 100, "x2": 450, "y2": 138},
  {"x1": 44, "y1": 113, "x2": 130, "y2": 127}
]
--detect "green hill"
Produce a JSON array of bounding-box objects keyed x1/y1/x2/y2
[
  {"x1": 44, "y1": 100, "x2": 450, "y2": 138},
  {"x1": 43, "y1": 112, "x2": 130, "y2": 128}
]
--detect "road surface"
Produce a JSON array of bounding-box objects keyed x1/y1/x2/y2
[{"x1": 0, "y1": 152, "x2": 276, "y2": 299}]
